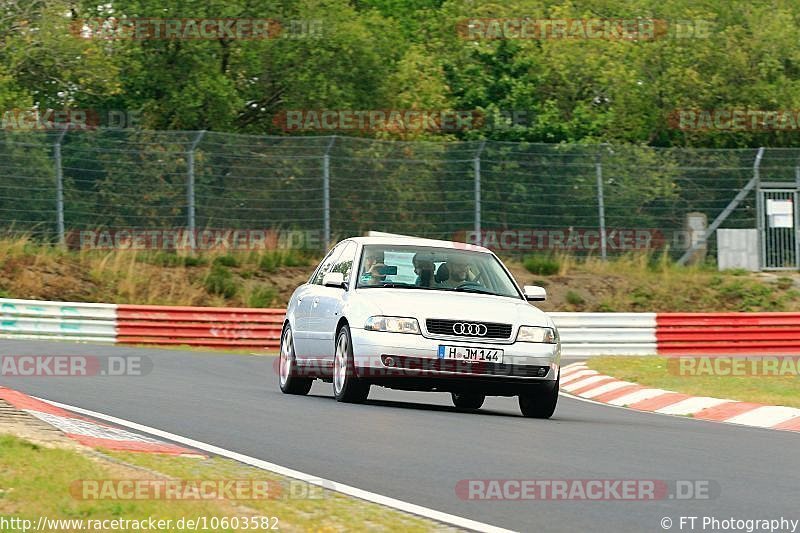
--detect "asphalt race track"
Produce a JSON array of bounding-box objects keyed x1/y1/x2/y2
[{"x1": 0, "y1": 339, "x2": 797, "y2": 533}]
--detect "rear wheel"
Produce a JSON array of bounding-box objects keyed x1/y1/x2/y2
[
  {"x1": 278, "y1": 325, "x2": 312, "y2": 395},
  {"x1": 333, "y1": 326, "x2": 370, "y2": 403},
  {"x1": 451, "y1": 392, "x2": 485, "y2": 410},
  {"x1": 518, "y1": 376, "x2": 559, "y2": 419}
]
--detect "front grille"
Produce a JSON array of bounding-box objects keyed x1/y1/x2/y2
[
  {"x1": 425, "y1": 319, "x2": 512, "y2": 339},
  {"x1": 384, "y1": 355, "x2": 549, "y2": 378}
]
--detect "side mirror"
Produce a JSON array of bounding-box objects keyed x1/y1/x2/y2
[
  {"x1": 523, "y1": 285, "x2": 547, "y2": 302},
  {"x1": 323, "y1": 272, "x2": 346, "y2": 289}
]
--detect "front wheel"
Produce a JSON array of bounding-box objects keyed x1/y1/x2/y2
[
  {"x1": 333, "y1": 326, "x2": 370, "y2": 403},
  {"x1": 278, "y1": 325, "x2": 312, "y2": 395},
  {"x1": 518, "y1": 376, "x2": 559, "y2": 419},
  {"x1": 451, "y1": 392, "x2": 485, "y2": 410}
]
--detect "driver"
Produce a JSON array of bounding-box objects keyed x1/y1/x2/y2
[{"x1": 362, "y1": 249, "x2": 387, "y2": 286}]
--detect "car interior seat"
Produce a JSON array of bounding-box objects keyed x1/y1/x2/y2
[{"x1": 434, "y1": 263, "x2": 450, "y2": 284}]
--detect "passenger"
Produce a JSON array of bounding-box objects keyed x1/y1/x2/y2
[{"x1": 413, "y1": 254, "x2": 435, "y2": 288}]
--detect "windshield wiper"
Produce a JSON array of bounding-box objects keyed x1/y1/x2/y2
[{"x1": 452, "y1": 286, "x2": 498, "y2": 295}]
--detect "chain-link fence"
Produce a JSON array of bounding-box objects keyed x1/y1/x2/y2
[{"x1": 2, "y1": 129, "x2": 797, "y2": 260}]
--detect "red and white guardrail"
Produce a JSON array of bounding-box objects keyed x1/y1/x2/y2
[{"x1": 1, "y1": 298, "x2": 799, "y2": 355}]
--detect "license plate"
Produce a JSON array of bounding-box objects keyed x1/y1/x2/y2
[{"x1": 438, "y1": 345, "x2": 503, "y2": 363}]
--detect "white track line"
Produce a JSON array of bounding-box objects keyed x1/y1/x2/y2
[
  {"x1": 35, "y1": 397, "x2": 515, "y2": 533},
  {"x1": 607, "y1": 388, "x2": 669, "y2": 406},
  {"x1": 725, "y1": 406, "x2": 800, "y2": 428},
  {"x1": 560, "y1": 370, "x2": 598, "y2": 385},
  {"x1": 580, "y1": 381, "x2": 635, "y2": 399},
  {"x1": 560, "y1": 375, "x2": 609, "y2": 392},
  {"x1": 655, "y1": 397, "x2": 731, "y2": 416}
]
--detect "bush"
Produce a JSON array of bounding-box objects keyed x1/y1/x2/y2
[
  {"x1": 258, "y1": 250, "x2": 311, "y2": 272},
  {"x1": 213, "y1": 254, "x2": 240, "y2": 268},
  {"x1": 247, "y1": 286, "x2": 277, "y2": 308},
  {"x1": 566, "y1": 290, "x2": 585, "y2": 306},
  {"x1": 204, "y1": 264, "x2": 238, "y2": 298},
  {"x1": 523, "y1": 255, "x2": 560, "y2": 276}
]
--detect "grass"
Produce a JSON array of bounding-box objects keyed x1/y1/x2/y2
[
  {"x1": 0, "y1": 235, "x2": 798, "y2": 312},
  {"x1": 0, "y1": 433, "x2": 439, "y2": 532},
  {"x1": 587, "y1": 356, "x2": 800, "y2": 408},
  {"x1": 0, "y1": 235, "x2": 307, "y2": 308},
  {"x1": 519, "y1": 250, "x2": 800, "y2": 312},
  {"x1": 522, "y1": 254, "x2": 561, "y2": 275}
]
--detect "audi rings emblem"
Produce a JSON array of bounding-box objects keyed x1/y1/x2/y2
[{"x1": 452, "y1": 322, "x2": 488, "y2": 336}]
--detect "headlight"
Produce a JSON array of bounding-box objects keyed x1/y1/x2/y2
[
  {"x1": 516, "y1": 326, "x2": 557, "y2": 344},
  {"x1": 364, "y1": 316, "x2": 421, "y2": 334}
]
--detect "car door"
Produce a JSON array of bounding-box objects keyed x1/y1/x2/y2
[
  {"x1": 292, "y1": 246, "x2": 342, "y2": 358},
  {"x1": 306, "y1": 241, "x2": 357, "y2": 359}
]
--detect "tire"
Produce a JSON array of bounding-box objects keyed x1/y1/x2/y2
[
  {"x1": 518, "y1": 376, "x2": 559, "y2": 419},
  {"x1": 333, "y1": 326, "x2": 370, "y2": 403},
  {"x1": 451, "y1": 392, "x2": 485, "y2": 410},
  {"x1": 278, "y1": 324, "x2": 312, "y2": 395}
]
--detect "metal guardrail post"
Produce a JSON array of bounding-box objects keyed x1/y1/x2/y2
[
  {"x1": 53, "y1": 128, "x2": 68, "y2": 247},
  {"x1": 755, "y1": 148, "x2": 765, "y2": 269},
  {"x1": 323, "y1": 136, "x2": 337, "y2": 249},
  {"x1": 596, "y1": 147, "x2": 607, "y2": 260},
  {"x1": 187, "y1": 130, "x2": 206, "y2": 251},
  {"x1": 474, "y1": 141, "x2": 486, "y2": 238}
]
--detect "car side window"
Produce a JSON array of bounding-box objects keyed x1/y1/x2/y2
[
  {"x1": 311, "y1": 244, "x2": 345, "y2": 285},
  {"x1": 330, "y1": 242, "x2": 357, "y2": 281}
]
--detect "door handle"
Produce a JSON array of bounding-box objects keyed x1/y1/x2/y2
[{"x1": 313, "y1": 297, "x2": 320, "y2": 307}]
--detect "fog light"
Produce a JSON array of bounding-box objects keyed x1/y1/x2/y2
[{"x1": 384, "y1": 356, "x2": 395, "y2": 367}]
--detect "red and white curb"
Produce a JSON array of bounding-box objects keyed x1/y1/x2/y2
[
  {"x1": 0, "y1": 387, "x2": 203, "y2": 455},
  {"x1": 560, "y1": 363, "x2": 800, "y2": 433}
]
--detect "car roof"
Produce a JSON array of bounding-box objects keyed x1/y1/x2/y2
[{"x1": 343, "y1": 235, "x2": 492, "y2": 254}]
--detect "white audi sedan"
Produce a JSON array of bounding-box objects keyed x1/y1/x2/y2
[{"x1": 279, "y1": 236, "x2": 561, "y2": 418}]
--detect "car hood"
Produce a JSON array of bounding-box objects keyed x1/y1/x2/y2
[{"x1": 353, "y1": 288, "x2": 553, "y2": 328}]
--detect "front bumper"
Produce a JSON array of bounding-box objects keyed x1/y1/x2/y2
[{"x1": 350, "y1": 328, "x2": 560, "y2": 383}]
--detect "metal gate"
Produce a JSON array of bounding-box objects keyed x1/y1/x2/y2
[{"x1": 759, "y1": 189, "x2": 799, "y2": 270}]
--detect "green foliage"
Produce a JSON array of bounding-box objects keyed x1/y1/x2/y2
[
  {"x1": 141, "y1": 252, "x2": 208, "y2": 268},
  {"x1": 204, "y1": 264, "x2": 238, "y2": 298},
  {"x1": 258, "y1": 250, "x2": 310, "y2": 272},
  {"x1": 0, "y1": 1, "x2": 795, "y2": 147},
  {"x1": 247, "y1": 286, "x2": 277, "y2": 308},
  {"x1": 213, "y1": 254, "x2": 240, "y2": 268},
  {"x1": 565, "y1": 290, "x2": 585, "y2": 306},
  {"x1": 523, "y1": 255, "x2": 560, "y2": 276}
]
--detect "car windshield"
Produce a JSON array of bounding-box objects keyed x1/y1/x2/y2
[{"x1": 356, "y1": 244, "x2": 521, "y2": 299}]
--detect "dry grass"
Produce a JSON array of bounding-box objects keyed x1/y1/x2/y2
[
  {"x1": 511, "y1": 251, "x2": 800, "y2": 312},
  {"x1": 587, "y1": 356, "x2": 800, "y2": 409},
  {"x1": 0, "y1": 235, "x2": 312, "y2": 307},
  {"x1": 1, "y1": 236, "x2": 798, "y2": 312}
]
